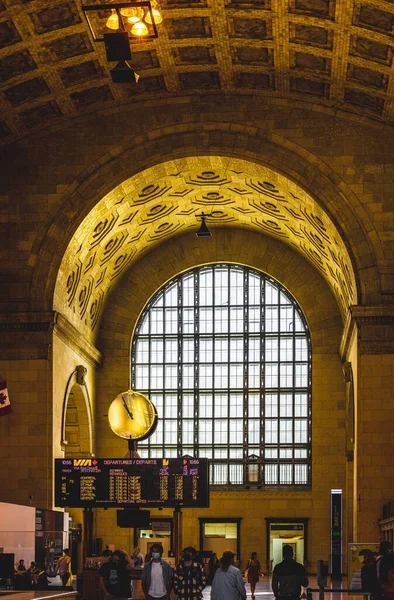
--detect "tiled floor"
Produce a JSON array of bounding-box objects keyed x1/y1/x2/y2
[{"x1": 202, "y1": 577, "x2": 366, "y2": 600}]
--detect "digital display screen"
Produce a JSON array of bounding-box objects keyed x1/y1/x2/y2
[{"x1": 55, "y1": 458, "x2": 209, "y2": 508}]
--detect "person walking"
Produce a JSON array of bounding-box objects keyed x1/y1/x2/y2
[
  {"x1": 99, "y1": 549, "x2": 134, "y2": 600},
  {"x1": 245, "y1": 552, "x2": 262, "y2": 600},
  {"x1": 141, "y1": 543, "x2": 173, "y2": 600},
  {"x1": 173, "y1": 546, "x2": 206, "y2": 600},
  {"x1": 211, "y1": 550, "x2": 246, "y2": 600},
  {"x1": 377, "y1": 542, "x2": 393, "y2": 582},
  {"x1": 272, "y1": 545, "x2": 309, "y2": 600},
  {"x1": 361, "y1": 549, "x2": 380, "y2": 600},
  {"x1": 207, "y1": 553, "x2": 220, "y2": 585},
  {"x1": 378, "y1": 552, "x2": 394, "y2": 600},
  {"x1": 56, "y1": 549, "x2": 71, "y2": 588}
]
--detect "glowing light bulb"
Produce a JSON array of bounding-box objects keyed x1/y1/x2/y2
[
  {"x1": 106, "y1": 9, "x2": 119, "y2": 30},
  {"x1": 127, "y1": 14, "x2": 141, "y2": 23},
  {"x1": 120, "y1": 6, "x2": 141, "y2": 23},
  {"x1": 144, "y1": 8, "x2": 162, "y2": 24},
  {"x1": 131, "y1": 21, "x2": 149, "y2": 36}
]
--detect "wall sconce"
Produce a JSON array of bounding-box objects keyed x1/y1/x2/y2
[{"x1": 82, "y1": 1, "x2": 160, "y2": 42}]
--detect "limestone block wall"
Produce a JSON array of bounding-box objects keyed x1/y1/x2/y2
[
  {"x1": 356, "y1": 352, "x2": 394, "y2": 541},
  {"x1": 0, "y1": 357, "x2": 52, "y2": 508}
]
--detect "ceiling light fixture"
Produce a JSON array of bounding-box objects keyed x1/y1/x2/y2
[
  {"x1": 144, "y1": 7, "x2": 162, "y2": 24},
  {"x1": 196, "y1": 212, "x2": 212, "y2": 238},
  {"x1": 82, "y1": 1, "x2": 161, "y2": 42}
]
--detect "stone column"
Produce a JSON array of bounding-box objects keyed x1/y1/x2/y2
[{"x1": 344, "y1": 307, "x2": 394, "y2": 542}]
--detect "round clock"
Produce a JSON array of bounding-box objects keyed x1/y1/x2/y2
[{"x1": 108, "y1": 390, "x2": 158, "y2": 441}]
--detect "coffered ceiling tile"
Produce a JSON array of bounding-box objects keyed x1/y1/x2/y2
[
  {"x1": 44, "y1": 32, "x2": 93, "y2": 61},
  {"x1": 229, "y1": 18, "x2": 273, "y2": 39},
  {"x1": 172, "y1": 45, "x2": 217, "y2": 65},
  {"x1": 4, "y1": 77, "x2": 51, "y2": 107},
  {"x1": 289, "y1": 0, "x2": 335, "y2": 19},
  {"x1": 231, "y1": 46, "x2": 273, "y2": 65},
  {"x1": 344, "y1": 88, "x2": 385, "y2": 114},
  {"x1": 70, "y1": 84, "x2": 114, "y2": 109},
  {"x1": 131, "y1": 50, "x2": 160, "y2": 70},
  {"x1": 126, "y1": 75, "x2": 167, "y2": 95},
  {"x1": 0, "y1": 20, "x2": 22, "y2": 49},
  {"x1": 234, "y1": 71, "x2": 274, "y2": 90},
  {"x1": 167, "y1": 17, "x2": 212, "y2": 39},
  {"x1": 347, "y1": 63, "x2": 388, "y2": 91},
  {"x1": 290, "y1": 23, "x2": 334, "y2": 49},
  {"x1": 29, "y1": 2, "x2": 81, "y2": 35},
  {"x1": 292, "y1": 51, "x2": 331, "y2": 74},
  {"x1": 349, "y1": 35, "x2": 393, "y2": 66},
  {"x1": 353, "y1": 4, "x2": 394, "y2": 35},
  {"x1": 290, "y1": 76, "x2": 330, "y2": 97},
  {"x1": 60, "y1": 60, "x2": 105, "y2": 87},
  {"x1": 0, "y1": 50, "x2": 37, "y2": 82},
  {"x1": 20, "y1": 100, "x2": 63, "y2": 128},
  {"x1": 0, "y1": 121, "x2": 12, "y2": 138},
  {"x1": 225, "y1": 0, "x2": 271, "y2": 8},
  {"x1": 178, "y1": 70, "x2": 221, "y2": 90}
]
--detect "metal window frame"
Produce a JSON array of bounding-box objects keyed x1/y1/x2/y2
[{"x1": 131, "y1": 264, "x2": 312, "y2": 487}]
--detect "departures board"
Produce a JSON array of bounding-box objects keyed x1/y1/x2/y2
[{"x1": 55, "y1": 458, "x2": 209, "y2": 508}]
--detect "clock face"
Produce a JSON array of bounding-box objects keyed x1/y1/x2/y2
[{"x1": 108, "y1": 390, "x2": 158, "y2": 441}]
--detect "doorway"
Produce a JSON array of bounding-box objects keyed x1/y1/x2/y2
[
  {"x1": 138, "y1": 518, "x2": 174, "y2": 565},
  {"x1": 265, "y1": 518, "x2": 308, "y2": 573},
  {"x1": 199, "y1": 518, "x2": 241, "y2": 566}
]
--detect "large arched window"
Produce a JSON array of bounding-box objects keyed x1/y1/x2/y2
[{"x1": 131, "y1": 264, "x2": 311, "y2": 486}]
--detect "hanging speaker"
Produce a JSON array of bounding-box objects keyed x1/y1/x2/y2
[{"x1": 104, "y1": 32, "x2": 132, "y2": 62}]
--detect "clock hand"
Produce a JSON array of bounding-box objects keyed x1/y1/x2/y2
[{"x1": 121, "y1": 395, "x2": 134, "y2": 420}]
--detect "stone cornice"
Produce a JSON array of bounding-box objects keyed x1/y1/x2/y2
[
  {"x1": 350, "y1": 305, "x2": 394, "y2": 323},
  {"x1": 53, "y1": 312, "x2": 103, "y2": 368},
  {"x1": 0, "y1": 311, "x2": 103, "y2": 366},
  {"x1": 0, "y1": 311, "x2": 55, "y2": 330},
  {"x1": 341, "y1": 306, "x2": 394, "y2": 358}
]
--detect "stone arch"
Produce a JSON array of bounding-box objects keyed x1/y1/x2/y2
[
  {"x1": 61, "y1": 366, "x2": 94, "y2": 457},
  {"x1": 30, "y1": 123, "x2": 380, "y2": 315}
]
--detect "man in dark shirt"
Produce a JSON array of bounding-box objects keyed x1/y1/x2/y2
[
  {"x1": 361, "y1": 550, "x2": 380, "y2": 599},
  {"x1": 99, "y1": 549, "x2": 134, "y2": 600},
  {"x1": 378, "y1": 552, "x2": 394, "y2": 600},
  {"x1": 272, "y1": 545, "x2": 309, "y2": 600}
]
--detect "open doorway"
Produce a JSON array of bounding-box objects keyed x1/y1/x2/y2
[
  {"x1": 138, "y1": 518, "x2": 174, "y2": 566},
  {"x1": 265, "y1": 518, "x2": 308, "y2": 573},
  {"x1": 199, "y1": 518, "x2": 241, "y2": 567}
]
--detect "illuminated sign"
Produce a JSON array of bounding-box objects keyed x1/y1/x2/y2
[{"x1": 55, "y1": 458, "x2": 209, "y2": 508}]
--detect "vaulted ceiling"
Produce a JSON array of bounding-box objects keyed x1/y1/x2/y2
[
  {"x1": 54, "y1": 156, "x2": 357, "y2": 338},
  {"x1": 1, "y1": 0, "x2": 394, "y2": 145}
]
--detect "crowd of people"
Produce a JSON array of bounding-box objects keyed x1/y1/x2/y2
[
  {"x1": 99, "y1": 544, "x2": 266, "y2": 600},
  {"x1": 11, "y1": 548, "x2": 72, "y2": 591},
  {"x1": 11, "y1": 538, "x2": 394, "y2": 600}
]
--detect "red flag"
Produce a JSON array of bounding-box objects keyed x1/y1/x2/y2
[{"x1": 0, "y1": 380, "x2": 12, "y2": 416}]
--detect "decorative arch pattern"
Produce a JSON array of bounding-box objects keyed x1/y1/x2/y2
[{"x1": 53, "y1": 154, "x2": 360, "y2": 341}]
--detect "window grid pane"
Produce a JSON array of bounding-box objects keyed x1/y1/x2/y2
[{"x1": 132, "y1": 264, "x2": 311, "y2": 485}]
